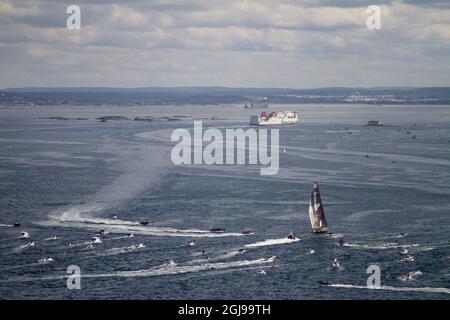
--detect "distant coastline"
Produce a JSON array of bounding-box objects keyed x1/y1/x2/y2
[{"x1": 1, "y1": 86, "x2": 450, "y2": 106}]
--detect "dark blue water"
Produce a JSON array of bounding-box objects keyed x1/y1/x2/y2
[{"x1": 0, "y1": 105, "x2": 449, "y2": 299}]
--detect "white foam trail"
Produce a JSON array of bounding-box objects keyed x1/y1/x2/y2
[
  {"x1": 328, "y1": 283, "x2": 450, "y2": 295},
  {"x1": 13, "y1": 243, "x2": 35, "y2": 252},
  {"x1": 0, "y1": 262, "x2": 41, "y2": 271},
  {"x1": 83, "y1": 244, "x2": 145, "y2": 258},
  {"x1": 44, "y1": 206, "x2": 243, "y2": 238},
  {"x1": 329, "y1": 233, "x2": 344, "y2": 239},
  {"x1": 38, "y1": 141, "x2": 236, "y2": 238},
  {"x1": 188, "y1": 249, "x2": 246, "y2": 264},
  {"x1": 85, "y1": 257, "x2": 274, "y2": 278},
  {"x1": 325, "y1": 130, "x2": 360, "y2": 134},
  {"x1": 343, "y1": 242, "x2": 420, "y2": 250},
  {"x1": 0, "y1": 224, "x2": 12, "y2": 227},
  {"x1": 244, "y1": 237, "x2": 300, "y2": 248},
  {"x1": 11, "y1": 257, "x2": 275, "y2": 283}
]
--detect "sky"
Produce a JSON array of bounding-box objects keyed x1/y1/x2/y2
[{"x1": 0, "y1": 0, "x2": 450, "y2": 88}]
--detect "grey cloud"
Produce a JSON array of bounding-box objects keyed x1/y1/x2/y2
[{"x1": 0, "y1": 0, "x2": 449, "y2": 87}]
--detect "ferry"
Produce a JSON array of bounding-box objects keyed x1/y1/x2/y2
[{"x1": 251, "y1": 111, "x2": 298, "y2": 126}]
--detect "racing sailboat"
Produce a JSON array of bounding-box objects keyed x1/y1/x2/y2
[{"x1": 308, "y1": 182, "x2": 329, "y2": 233}]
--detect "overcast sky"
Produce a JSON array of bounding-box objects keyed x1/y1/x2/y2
[{"x1": 0, "y1": 0, "x2": 449, "y2": 88}]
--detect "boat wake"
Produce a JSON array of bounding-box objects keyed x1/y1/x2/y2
[
  {"x1": 43, "y1": 205, "x2": 243, "y2": 238},
  {"x1": 342, "y1": 242, "x2": 420, "y2": 250},
  {"x1": 244, "y1": 237, "x2": 300, "y2": 248},
  {"x1": 83, "y1": 244, "x2": 146, "y2": 258},
  {"x1": 5, "y1": 257, "x2": 275, "y2": 283},
  {"x1": 327, "y1": 283, "x2": 450, "y2": 295}
]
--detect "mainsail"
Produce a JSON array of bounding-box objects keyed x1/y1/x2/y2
[{"x1": 308, "y1": 182, "x2": 328, "y2": 233}]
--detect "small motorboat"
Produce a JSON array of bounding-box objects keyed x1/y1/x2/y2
[
  {"x1": 241, "y1": 228, "x2": 253, "y2": 235},
  {"x1": 265, "y1": 255, "x2": 277, "y2": 263},
  {"x1": 332, "y1": 258, "x2": 340, "y2": 269},
  {"x1": 25, "y1": 241, "x2": 35, "y2": 248},
  {"x1": 210, "y1": 227, "x2": 226, "y2": 233},
  {"x1": 167, "y1": 260, "x2": 177, "y2": 268},
  {"x1": 139, "y1": 221, "x2": 150, "y2": 226},
  {"x1": 306, "y1": 249, "x2": 315, "y2": 255},
  {"x1": 257, "y1": 270, "x2": 267, "y2": 275},
  {"x1": 186, "y1": 239, "x2": 196, "y2": 247},
  {"x1": 45, "y1": 235, "x2": 58, "y2": 241},
  {"x1": 19, "y1": 231, "x2": 30, "y2": 239},
  {"x1": 38, "y1": 257, "x2": 54, "y2": 264},
  {"x1": 91, "y1": 237, "x2": 102, "y2": 244},
  {"x1": 400, "y1": 248, "x2": 408, "y2": 255},
  {"x1": 400, "y1": 270, "x2": 421, "y2": 281},
  {"x1": 402, "y1": 255, "x2": 415, "y2": 262},
  {"x1": 12, "y1": 223, "x2": 21, "y2": 227},
  {"x1": 127, "y1": 233, "x2": 135, "y2": 238},
  {"x1": 126, "y1": 243, "x2": 145, "y2": 251},
  {"x1": 287, "y1": 231, "x2": 299, "y2": 240}
]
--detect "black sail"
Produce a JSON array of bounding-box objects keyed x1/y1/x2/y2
[{"x1": 308, "y1": 182, "x2": 328, "y2": 233}]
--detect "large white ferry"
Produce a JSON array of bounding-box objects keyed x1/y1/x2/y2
[{"x1": 251, "y1": 111, "x2": 298, "y2": 126}]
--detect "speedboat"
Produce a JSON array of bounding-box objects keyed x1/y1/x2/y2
[
  {"x1": 127, "y1": 244, "x2": 144, "y2": 251},
  {"x1": 91, "y1": 237, "x2": 102, "y2": 244},
  {"x1": 241, "y1": 228, "x2": 253, "y2": 235},
  {"x1": 127, "y1": 233, "x2": 135, "y2": 238},
  {"x1": 38, "y1": 257, "x2": 54, "y2": 264},
  {"x1": 400, "y1": 270, "x2": 421, "y2": 281},
  {"x1": 12, "y1": 223, "x2": 20, "y2": 227},
  {"x1": 19, "y1": 231, "x2": 30, "y2": 239},
  {"x1": 186, "y1": 239, "x2": 196, "y2": 247},
  {"x1": 167, "y1": 260, "x2": 177, "y2": 268},
  {"x1": 287, "y1": 231, "x2": 298, "y2": 240},
  {"x1": 139, "y1": 221, "x2": 150, "y2": 226},
  {"x1": 210, "y1": 227, "x2": 226, "y2": 233},
  {"x1": 265, "y1": 255, "x2": 277, "y2": 263},
  {"x1": 402, "y1": 255, "x2": 415, "y2": 262},
  {"x1": 257, "y1": 270, "x2": 267, "y2": 275},
  {"x1": 25, "y1": 241, "x2": 35, "y2": 248},
  {"x1": 332, "y1": 258, "x2": 340, "y2": 268}
]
